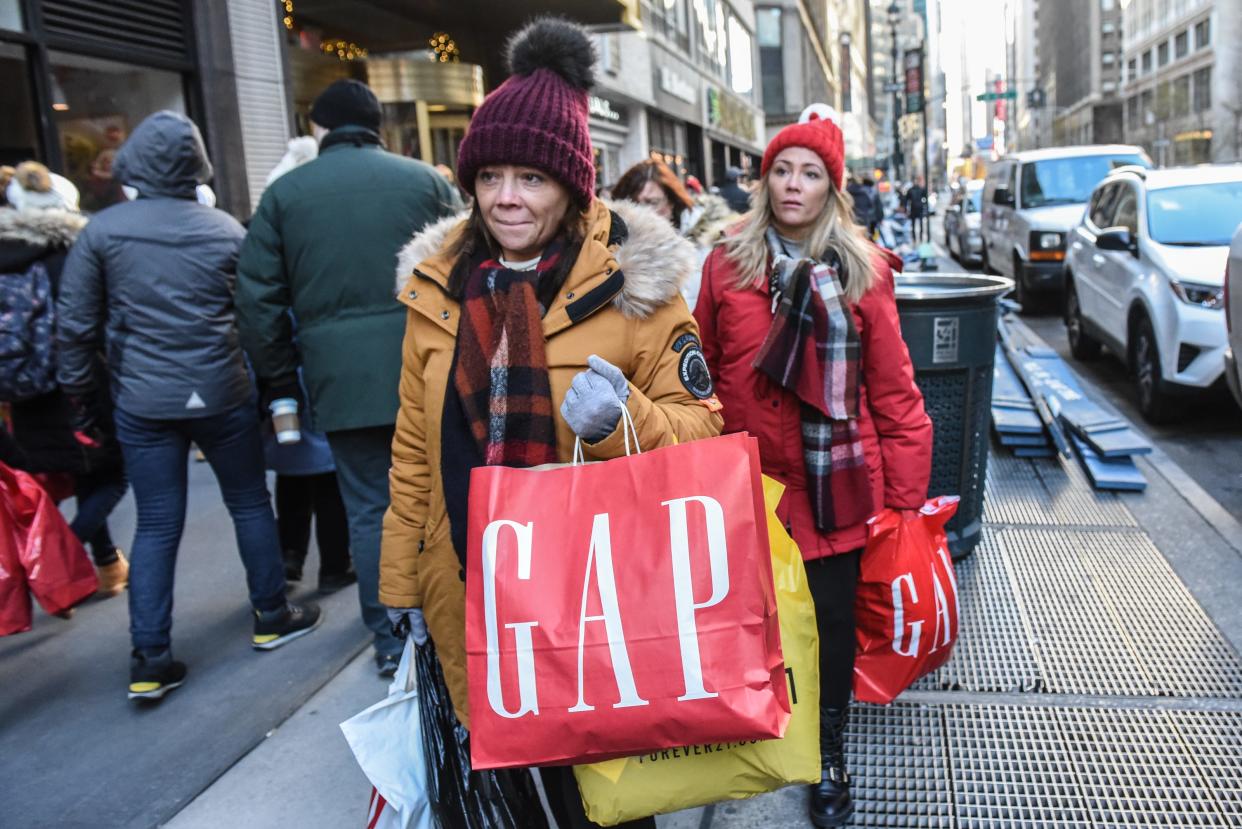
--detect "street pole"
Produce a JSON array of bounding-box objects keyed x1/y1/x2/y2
[
  {"x1": 921, "y1": 39, "x2": 930, "y2": 192},
  {"x1": 889, "y1": 4, "x2": 902, "y2": 182}
]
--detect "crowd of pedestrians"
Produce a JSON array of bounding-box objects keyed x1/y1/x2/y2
[{"x1": 0, "y1": 15, "x2": 932, "y2": 829}]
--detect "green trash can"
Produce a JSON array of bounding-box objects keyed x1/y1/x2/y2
[{"x1": 894, "y1": 274, "x2": 1013, "y2": 559}]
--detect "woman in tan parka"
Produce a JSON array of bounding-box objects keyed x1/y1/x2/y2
[{"x1": 379, "y1": 18, "x2": 721, "y2": 828}]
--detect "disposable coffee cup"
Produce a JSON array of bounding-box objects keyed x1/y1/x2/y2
[{"x1": 270, "y1": 398, "x2": 301, "y2": 444}]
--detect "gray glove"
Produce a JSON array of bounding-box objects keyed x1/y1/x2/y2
[
  {"x1": 560, "y1": 355, "x2": 631, "y2": 443},
  {"x1": 386, "y1": 607, "x2": 427, "y2": 645}
]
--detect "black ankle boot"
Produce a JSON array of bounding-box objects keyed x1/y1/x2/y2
[{"x1": 809, "y1": 705, "x2": 853, "y2": 827}]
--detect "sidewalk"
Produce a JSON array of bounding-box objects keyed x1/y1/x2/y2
[{"x1": 163, "y1": 323, "x2": 1242, "y2": 828}]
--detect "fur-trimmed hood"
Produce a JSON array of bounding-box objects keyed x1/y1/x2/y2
[
  {"x1": 681, "y1": 193, "x2": 739, "y2": 249},
  {"x1": 0, "y1": 207, "x2": 87, "y2": 248},
  {"x1": 395, "y1": 198, "x2": 697, "y2": 319}
]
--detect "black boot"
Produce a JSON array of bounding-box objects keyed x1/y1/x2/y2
[{"x1": 809, "y1": 705, "x2": 853, "y2": 827}]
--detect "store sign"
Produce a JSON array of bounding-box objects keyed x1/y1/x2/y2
[
  {"x1": 904, "y1": 48, "x2": 924, "y2": 115},
  {"x1": 707, "y1": 88, "x2": 756, "y2": 143},
  {"x1": 659, "y1": 66, "x2": 698, "y2": 105},
  {"x1": 589, "y1": 96, "x2": 624, "y2": 123}
]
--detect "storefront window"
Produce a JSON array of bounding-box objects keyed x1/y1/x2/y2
[
  {"x1": 0, "y1": 0, "x2": 22, "y2": 31},
  {"x1": 49, "y1": 51, "x2": 185, "y2": 213},
  {"x1": 0, "y1": 43, "x2": 37, "y2": 166}
]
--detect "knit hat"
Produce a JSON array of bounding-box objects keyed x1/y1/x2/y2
[
  {"x1": 761, "y1": 104, "x2": 846, "y2": 190},
  {"x1": 309, "y1": 79, "x2": 382, "y2": 132},
  {"x1": 6, "y1": 161, "x2": 80, "y2": 212},
  {"x1": 456, "y1": 17, "x2": 596, "y2": 206}
]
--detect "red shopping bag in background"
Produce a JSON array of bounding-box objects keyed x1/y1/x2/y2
[
  {"x1": 0, "y1": 461, "x2": 96, "y2": 621},
  {"x1": 464, "y1": 433, "x2": 789, "y2": 769},
  {"x1": 0, "y1": 487, "x2": 32, "y2": 635},
  {"x1": 853, "y1": 496, "x2": 960, "y2": 705}
]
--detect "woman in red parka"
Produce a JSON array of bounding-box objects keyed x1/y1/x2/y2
[{"x1": 693, "y1": 105, "x2": 932, "y2": 828}]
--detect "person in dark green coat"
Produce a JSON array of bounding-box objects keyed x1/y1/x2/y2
[{"x1": 236, "y1": 80, "x2": 460, "y2": 675}]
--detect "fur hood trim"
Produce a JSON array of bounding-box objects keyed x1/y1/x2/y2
[
  {"x1": 395, "y1": 199, "x2": 696, "y2": 320},
  {"x1": 0, "y1": 208, "x2": 87, "y2": 248}
]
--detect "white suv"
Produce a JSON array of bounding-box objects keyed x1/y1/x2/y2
[
  {"x1": 1227, "y1": 222, "x2": 1242, "y2": 409},
  {"x1": 1064, "y1": 165, "x2": 1242, "y2": 422}
]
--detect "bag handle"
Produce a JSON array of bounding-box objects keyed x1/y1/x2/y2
[{"x1": 572, "y1": 405, "x2": 641, "y2": 466}]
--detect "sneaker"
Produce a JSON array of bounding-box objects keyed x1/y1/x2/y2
[
  {"x1": 375, "y1": 651, "x2": 400, "y2": 678},
  {"x1": 97, "y1": 551, "x2": 129, "y2": 598},
  {"x1": 317, "y1": 567, "x2": 357, "y2": 595},
  {"x1": 129, "y1": 648, "x2": 187, "y2": 700},
  {"x1": 252, "y1": 602, "x2": 322, "y2": 650}
]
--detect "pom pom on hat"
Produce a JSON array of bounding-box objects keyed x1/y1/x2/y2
[
  {"x1": 507, "y1": 16, "x2": 596, "y2": 90},
  {"x1": 457, "y1": 17, "x2": 598, "y2": 206},
  {"x1": 761, "y1": 102, "x2": 846, "y2": 189}
]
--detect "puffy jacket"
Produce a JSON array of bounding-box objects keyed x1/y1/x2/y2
[
  {"x1": 694, "y1": 242, "x2": 932, "y2": 559},
  {"x1": 379, "y1": 198, "x2": 724, "y2": 726},
  {"x1": 235, "y1": 127, "x2": 461, "y2": 433},
  {"x1": 56, "y1": 111, "x2": 251, "y2": 419},
  {"x1": 0, "y1": 208, "x2": 120, "y2": 474}
]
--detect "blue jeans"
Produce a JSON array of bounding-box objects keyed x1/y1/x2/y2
[
  {"x1": 71, "y1": 467, "x2": 128, "y2": 566},
  {"x1": 113, "y1": 405, "x2": 287, "y2": 650},
  {"x1": 326, "y1": 426, "x2": 402, "y2": 658}
]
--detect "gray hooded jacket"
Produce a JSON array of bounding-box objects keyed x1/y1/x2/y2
[{"x1": 56, "y1": 111, "x2": 251, "y2": 419}]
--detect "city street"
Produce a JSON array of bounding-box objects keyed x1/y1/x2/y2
[{"x1": 925, "y1": 211, "x2": 1242, "y2": 519}]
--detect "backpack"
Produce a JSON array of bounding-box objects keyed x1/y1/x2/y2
[{"x1": 0, "y1": 260, "x2": 58, "y2": 401}]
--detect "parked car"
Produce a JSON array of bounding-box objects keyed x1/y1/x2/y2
[
  {"x1": 982, "y1": 144, "x2": 1151, "y2": 310},
  {"x1": 1064, "y1": 164, "x2": 1242, "y2": 422},
  {"x1": 943, "y1": 180, "x2": 985, "y2": 266},
  {"x1": 1226, "y1": 221, "x2": 1242, "y2": 409}
]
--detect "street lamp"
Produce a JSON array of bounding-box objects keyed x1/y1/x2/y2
[{"x1": 887, "y1": 2, "x2": 902, "y2": 182}]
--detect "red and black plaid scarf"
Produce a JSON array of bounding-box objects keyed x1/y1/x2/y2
[
  {"x1": 452, "y1": 242, "x2": 563, "y2": 467},
  {"x1": 753, "y1": 230, "x2": 875, "y2": 532}
]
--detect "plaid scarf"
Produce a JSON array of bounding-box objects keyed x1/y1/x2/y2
[
  {"x1": 753, "y1": 228, "x2": 875, "y2": 532},
  {"x1": 452, "y1": 243, "x2": 563, "y2": 468}
]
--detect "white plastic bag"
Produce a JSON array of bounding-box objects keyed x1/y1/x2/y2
[{"x1": 341, "y1": 637, "x2": 432, "y2": 829}]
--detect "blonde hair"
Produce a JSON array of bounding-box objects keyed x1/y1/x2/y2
[{"x1": 722, "y1": 173, "x2": 877, "y2": 304}]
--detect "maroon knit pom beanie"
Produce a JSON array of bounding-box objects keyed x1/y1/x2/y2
[{"x1": 457, "y1": 17, "x2": 597, "y2": 206}]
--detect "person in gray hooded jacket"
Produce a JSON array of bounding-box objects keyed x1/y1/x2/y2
[{"x1": 55, "y1": 110, "x2": 321, "y2": 702}]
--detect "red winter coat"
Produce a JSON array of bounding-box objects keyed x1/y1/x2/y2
[{"x1": 694, "y1": 243, "x2": 933, "y2": 559}]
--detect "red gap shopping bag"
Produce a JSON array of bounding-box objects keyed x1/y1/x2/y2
[
  {"x1": 464, "y1": 433, "x2": 790, "y2": 769},
  {"x1": 853, "y1": 496, "x2": 960, "y2": 705}
]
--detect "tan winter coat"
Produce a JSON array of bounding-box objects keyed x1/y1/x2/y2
[{"x1": 379, "y1": 198, "x2": 724, "y2": 727}]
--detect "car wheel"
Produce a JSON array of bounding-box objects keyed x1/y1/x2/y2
[
  {"x1": 1012, "y1": 254, "x2": 1033, "y2": 313},
  {"x1": 1132, "y1": 314, "x2": 1179, "y2": 424},
  {"x1": 1065, "y1": 280, "x2": 1102, "y2": 360},
  {"x1": 982, "y1": 245, "x2": 996, "y2": 275}
]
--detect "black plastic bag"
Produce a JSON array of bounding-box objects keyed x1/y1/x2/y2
[{"x1": 416, "y1": 639, "x2": 550, "y2": 829}]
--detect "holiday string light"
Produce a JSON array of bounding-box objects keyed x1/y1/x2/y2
[{"x1": 429, "y1": 32, "x2": 460, "y2": 63}]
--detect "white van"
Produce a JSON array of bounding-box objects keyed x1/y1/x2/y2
[{"x1": 981, "y1": 145, "x2": 1151, "y2": 309}]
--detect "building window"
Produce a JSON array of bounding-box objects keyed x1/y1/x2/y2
[
  {"x1": 727, "y1": 15, "x2": 753, "y2": 96},
  {"x1": 1140, "y1": 89, "x2": 1153, "y2": 124},
  {"x1": 1157, "y1": 40, "x2": 1169, "y2": 66},
  {"x1": 644, "y1": 0, "x2": 691, "y2": 52},
  {"x1": 49, "y1": 51, "x2": 187, "y2": 213},
  {"x1": 1102, "y1": 22, "x2": 1115, "y2": 34},
  {"x1": 598, "y1": 33, "x2": 621, "y2": 75},
  {"x1": 0, "y1": 0, "x2": 22, "y2": 31},
  {"x1": 1103, "y1": 81, "x2": 1116, "y2": 94},
  {"x1": 1126, "y1": 95, "x2": 1138, "y2": 130},
  {"x1": 1194, "y1": 18, "x2": 1210, "y2": 49},
  {"x1": 1193, "y1": 66, "x2": 1211, "y2": 112},
  {"x1": 757, "y1": 7, "x2": 784, "y2": 116},
  {"x1": 1127, "y1": 58, "x2": 1137, "y2": 81},
  {"x1": 1142, "y1": 50, "x2": 1152, "y2": 73},
  {"x1": 1172, "y1": 75, "x2": 1190, "y2": 118},
  {"x1": 1102, "y1": 52, "x2": 1115, "y2": 65},
  {"x1": 1174, "y1": 30, "x2": 1188, "y2": 58},
  {"x1": 0, "y1": 42, "x2": 38, "y2": 165},
  {"x1": 1100, "y1": 0, "x2": 1114, "y2": 9}
]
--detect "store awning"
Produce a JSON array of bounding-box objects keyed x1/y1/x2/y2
[{"x1": 294, "y1": 0, "x2": 640, "y2": 53}]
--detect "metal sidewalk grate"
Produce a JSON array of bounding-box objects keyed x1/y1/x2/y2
[
  {"x1": 983, "y1": 451, "x2": 1138, "y2": 528},
  {"x1": 943, "y1": 705, "x2": 1089, "y2": 828},
  {"x1": 915, "y1": 528, "x2": 1043, "y2": 693},
  {"x1": 845, "y1": 703, "x2": 954, "y2": 827},
  {"x1": 1058, "y1": 707, "x2": 1230, "y2": 827},
  {"x1": 1001, "y1": 528, "x2": 1242, "y2": 697},
  {"x1": 1166, "y1": 710, "x2": 1242, "y2": 821}
]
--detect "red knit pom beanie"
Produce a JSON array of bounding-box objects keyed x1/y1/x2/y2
[
  {"x1": 457, "y1": 17, "x2": 597, "y2": 206},
  {"x1": 761, "y1": 104, "x2": 846, "y2": 190}
]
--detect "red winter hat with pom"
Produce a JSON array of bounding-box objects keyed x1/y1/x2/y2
[
  {"x1": 760, "y1": 104, "x2": 846, "y2": 189},
  {"x1": 457, "y1": 17, "x2": 597, "y2": 206}
]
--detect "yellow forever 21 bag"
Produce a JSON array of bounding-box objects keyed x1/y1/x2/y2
[{"x1": 572, "y1": 476, "x2": 821, "y2": 826}]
